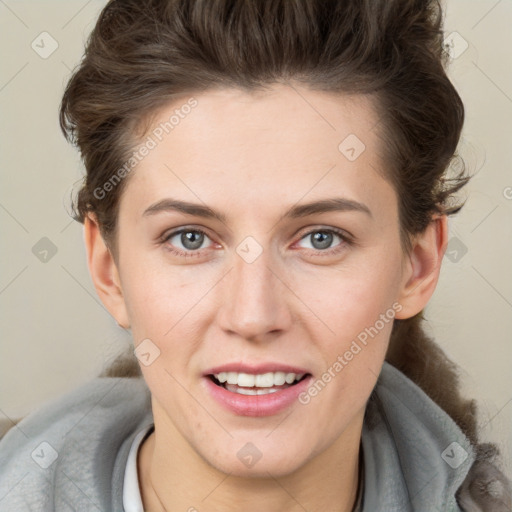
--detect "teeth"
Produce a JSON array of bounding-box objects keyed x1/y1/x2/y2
[
  {"x1": 217, "y1": 372, "x2": 228, "y2": 383},
  {"x1": 214, "y1": 371, "x2": 305, "y2": 388},
  {"x1": 231, "y1": 386, "x2": 280, "y2": 395},
  {"x1": 255, "y1": 373, "x2": 275, "y2": 387}
]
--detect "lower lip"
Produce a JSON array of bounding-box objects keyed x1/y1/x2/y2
[{"x1": 202, "y1": 375, "x2": 313, "y2": 417}]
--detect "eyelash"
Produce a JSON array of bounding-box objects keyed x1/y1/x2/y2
[{"x1": 160, "y1": 226, "x2": 352, "y2": 259}]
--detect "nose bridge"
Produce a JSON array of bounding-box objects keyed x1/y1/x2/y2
[{"x1": 219, "y1": 242, "x2": 290, "y2": 340}]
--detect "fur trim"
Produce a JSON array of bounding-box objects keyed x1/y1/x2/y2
[{"x1": 457, "y1": 444, "x2": 512, "y2": 511}]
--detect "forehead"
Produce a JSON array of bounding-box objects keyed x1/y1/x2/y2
[
  {"x1": 139, "y1": 85, "x2": 380, "y2": 153},
  {"x1": 119, "y1": 84, "x2": 393, "y2": 221}
]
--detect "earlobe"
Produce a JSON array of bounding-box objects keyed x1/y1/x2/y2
[
  {"x1": 395, "y1": 215, "x2": 448, "y2": 320},
  {"x1": 83, "y1": 213, "x2": 130, "y2": 329}
]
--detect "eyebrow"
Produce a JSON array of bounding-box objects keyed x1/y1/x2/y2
[{"x1": 142, "y1": 197, "x2": 372, "y2": 222}]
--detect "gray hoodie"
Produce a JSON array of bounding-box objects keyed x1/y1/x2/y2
[{"x1": 0, "y1": 362, "x2": 509, "y2": 511}]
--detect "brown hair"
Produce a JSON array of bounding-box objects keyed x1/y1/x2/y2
[{"x1": 61, "y1": 0, "x2": 478, "y2": 445}]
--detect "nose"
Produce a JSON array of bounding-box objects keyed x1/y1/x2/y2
[{"x1": 217, "y1": 247, "x2": 292, "y2": 342}]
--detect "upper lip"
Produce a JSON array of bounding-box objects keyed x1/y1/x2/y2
[{"x1": 203, "y1": 362, "x2": 311, "y2": 376}]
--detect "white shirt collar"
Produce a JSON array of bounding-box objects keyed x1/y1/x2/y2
[{"x1": 123, "y1": 424, "x2": 154, "y2": 512}]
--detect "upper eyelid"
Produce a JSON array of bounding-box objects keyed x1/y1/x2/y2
[{"x1": 296, "y1": 225, "x2": 351, "y2": 239}]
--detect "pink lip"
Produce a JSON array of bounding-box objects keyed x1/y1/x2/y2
[
  {"x1": 202, "y1": 374, "x2": 313, "y2": 417},
  {"x1": 203, "y1": 362, "x2": 310, "y2": 376}
]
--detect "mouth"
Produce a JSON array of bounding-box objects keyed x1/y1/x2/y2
[
  {"x1": 207, "y1": 371, "x2": 311, "y2": 395},
  {"x1": 202, "y1": 363, "x2": 313, "y2": 416}
]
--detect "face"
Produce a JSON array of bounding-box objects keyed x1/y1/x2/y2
[{"x1": 110, "y1": 84, "x2": 410, "y2": 477}]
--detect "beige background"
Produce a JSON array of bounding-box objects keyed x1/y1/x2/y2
[{"x1": 1, "y1": 0, "x2": 511, "y2": 472}]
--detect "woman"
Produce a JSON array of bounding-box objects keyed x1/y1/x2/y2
[{"x1": 0, "y1": 0, "x2": 510, "y2": 510}]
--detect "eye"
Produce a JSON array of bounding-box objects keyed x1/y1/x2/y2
[
  {"x1": 160, "y1": 226, "x2": 351, "y2": 259},
  {"x1": 295, "y1": 228, "x2": 350, "y2": 254},
  {"x1": 161, "y1": 228, "x2": 215, "y2": 257}
]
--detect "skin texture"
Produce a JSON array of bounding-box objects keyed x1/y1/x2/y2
[{"x1": 84, "y1": 84, "x2": 448, "y2": 512}]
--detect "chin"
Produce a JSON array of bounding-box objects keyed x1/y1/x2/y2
[{"x1": 199, "y1": 436, "x2": 312, "y2": 479}]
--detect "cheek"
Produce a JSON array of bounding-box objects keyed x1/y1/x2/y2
[
  {"x1": 291, "y1": 257, "x2": 402, "y2": 341},
  {"x1": 121, "y1": 258, "x2": 214, "y2": 384},
  {"x1": 288, "y1": 251, "x2": 402, "y2": 408},
  {"x1": 294, "y1": 267, "x2": 398, "y2": 438},
  {"x1": 120, "y1": 253, "x2": 198, "y2": 337}
]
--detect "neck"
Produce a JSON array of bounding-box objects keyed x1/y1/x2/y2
[{"x1": 138, "y1": 406, "x2": 363, "y2": 512}]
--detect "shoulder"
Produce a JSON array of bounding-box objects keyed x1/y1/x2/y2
[
  {"x1": 361, "y1": 362, "x2": 511, "y2": 512},
  {"x1": 0, "y1": 376, "x2": 152, "y2": 510}
]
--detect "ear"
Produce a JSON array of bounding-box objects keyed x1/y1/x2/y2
[
  {"x1": 395, "y1": 215, "x2": 448, "y2": 320},
  {"x1": 83, "y1": 213, "x2": 130, "y2": 329}
]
